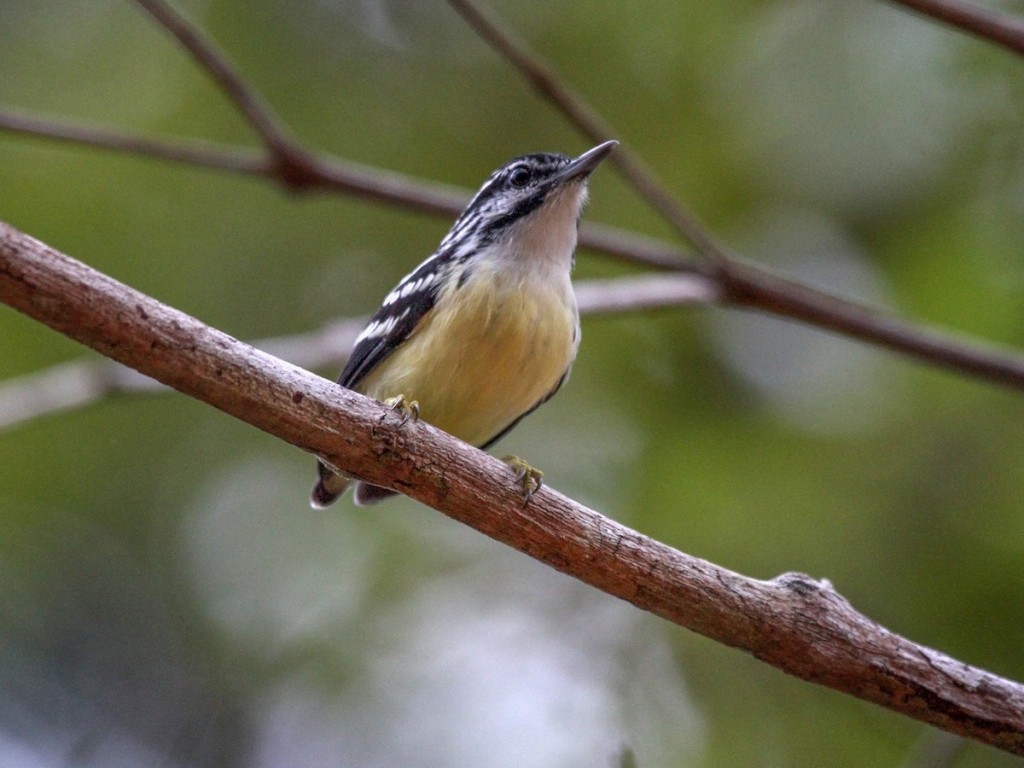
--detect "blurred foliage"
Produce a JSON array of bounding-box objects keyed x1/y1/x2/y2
[{"x1": 2, "y1": 0, "x2": 1024, "y2": 766}]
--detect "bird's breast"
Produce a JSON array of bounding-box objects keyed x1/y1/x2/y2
[{"x1": 358, "y1": 262, "x2": 579, "y2": 446}]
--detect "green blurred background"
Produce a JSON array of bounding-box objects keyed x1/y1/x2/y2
[{"x1": 2, "y1": 1, "x2": 1024, "y2": 766}]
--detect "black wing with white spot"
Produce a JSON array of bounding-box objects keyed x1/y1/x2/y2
[{"x1": 338, "y1": 255, "x2": 445, "y2": 390}]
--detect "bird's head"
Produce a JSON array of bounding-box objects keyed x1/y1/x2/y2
[{"x1": 440, "y1": 140, "x2": 618, "y2": 264}]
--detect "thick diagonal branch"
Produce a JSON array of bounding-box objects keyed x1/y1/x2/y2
[{"x1": 3, "y1": 220, "x2": 1024, "y2": 756}]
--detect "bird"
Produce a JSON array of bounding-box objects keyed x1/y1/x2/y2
[{"x1": 311, "y1": 139, "x2": 618, "y2": 508}]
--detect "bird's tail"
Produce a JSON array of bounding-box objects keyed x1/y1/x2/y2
[
  {"x1": 352, "y1": 483, "x2": 399, "y2": 506},
  {"x1": 309, "y1": 460, "x2": 351, "y2": 509},
  {"x1": 310, "y1": 461, "x2": 400, "y2": 508}
]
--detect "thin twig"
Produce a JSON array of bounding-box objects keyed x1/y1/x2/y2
[
  {"x1": 444, "y1": 0, "x2": 732, "y2": 266},
  {"x1": 0, "y1": 108, "x2": 267, "y2": 174},
  {"x1": 576, "y1": 273, "x2": 720, "y2": 314},
  {"x1": 0, "y1": 360, "x2": 152, "y2": 429},
  {"x1": 0, "y1": 109, "x2": 686, "y2": 271},
  {"x1": 885, "y1": 0, "x2": 1024, "y2": 56},
  {"x1": 3, "y1": 221, "x2": 1024, "y2": 756},
  {"x1": 130, "y1": 0, "x2": 321, "y2": 185},
  {"x1": 0, "y1": 274, "x2": 715, "y2": 431},
  {"x1": 723, "y1": 261, "x2": 1024, "y2": 391}
]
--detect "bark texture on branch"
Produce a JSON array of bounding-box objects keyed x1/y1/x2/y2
[{"x1": 2, "y1": 219, "x2": 1023, "y2": 755}]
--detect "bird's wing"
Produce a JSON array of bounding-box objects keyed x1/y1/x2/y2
[{"x1": 338, "y1": 255, "x2": 444, "y2": 390}]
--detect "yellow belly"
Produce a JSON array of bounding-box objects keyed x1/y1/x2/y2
[{"x1": 357, "y1": 268, "x2": 578, "y2": 447}]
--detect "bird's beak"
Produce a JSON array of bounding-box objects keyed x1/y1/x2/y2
[{"x1": 552, "y1": 140, "x2": 618, "y2": 185}]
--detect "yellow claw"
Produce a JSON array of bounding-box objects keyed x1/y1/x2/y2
[
  {"x1": 502, "y1": 455, "x2": 544, "y2": 502},
  {"x1": 383, "y1": 394, "x2": 420, "y2": 425}
]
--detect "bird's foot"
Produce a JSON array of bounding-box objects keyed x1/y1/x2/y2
[
  {"x1": 502, "y1": 455, "x2": 544, "y2": 502},
  {"x1": 383, "y1": 394, "x2": 420, "y2": 425}
]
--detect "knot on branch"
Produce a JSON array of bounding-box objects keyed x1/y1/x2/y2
[
  {"x1": 773, "y1": 571, "x2": 833, "y2": 595},
  {"x1": 771, "y1": 571, "x2": 857, "y2": 620}
]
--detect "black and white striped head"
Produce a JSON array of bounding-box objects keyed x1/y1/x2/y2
[{"x1": 439, "y1": 140, "x2": 618, "y2": 263}]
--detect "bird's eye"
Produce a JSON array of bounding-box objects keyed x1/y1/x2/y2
[{"x1": 508, "y1": 166, "x2": 532, "y2": 188}]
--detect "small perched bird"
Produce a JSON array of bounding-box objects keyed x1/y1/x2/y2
[{"x1": 311, "y1": 140, "x2": 617, "y2": 507}]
